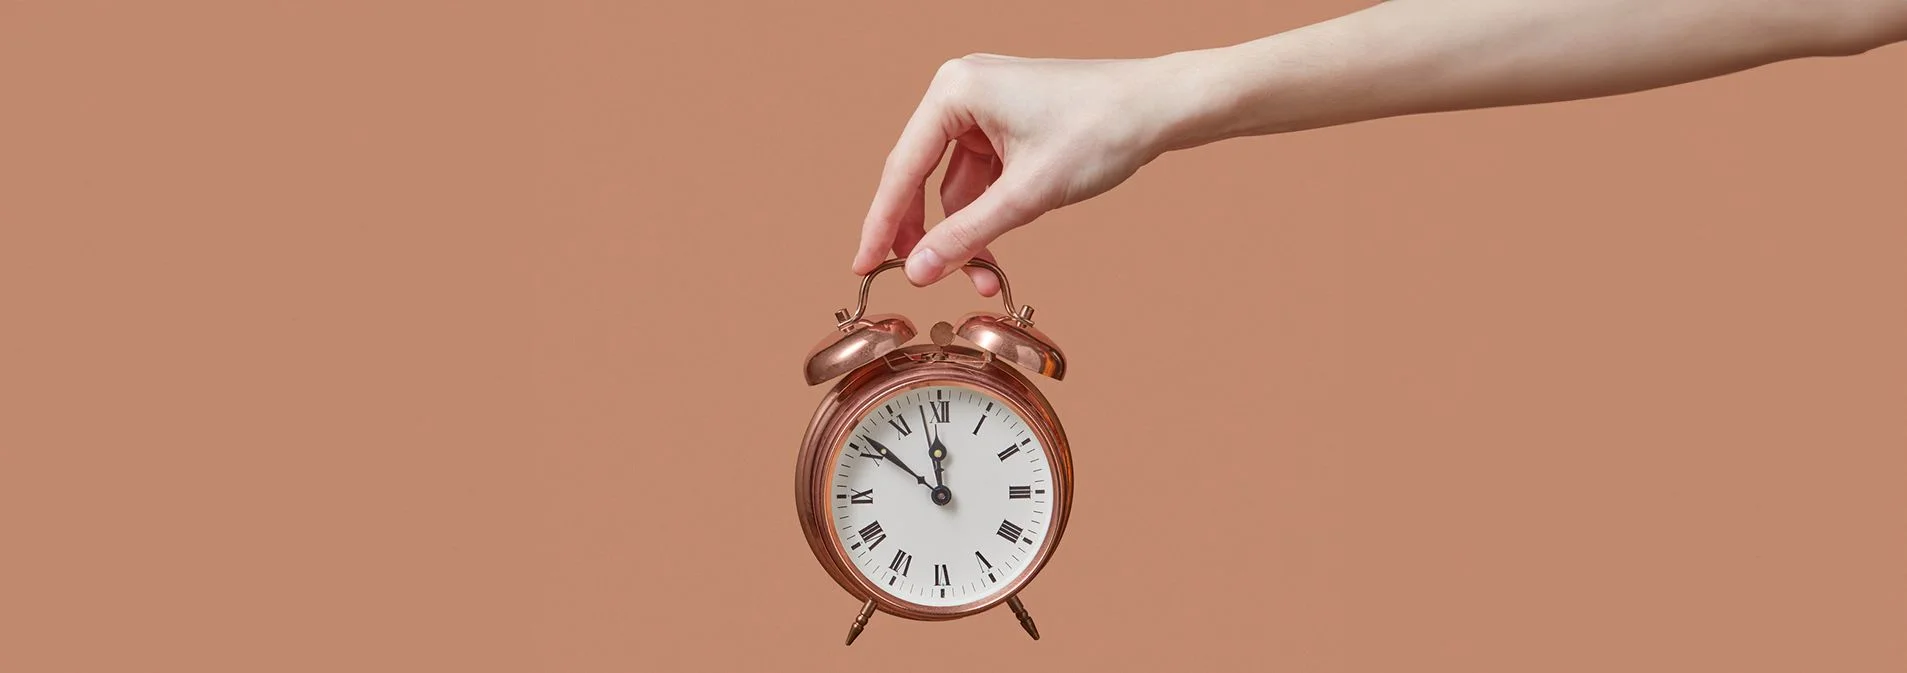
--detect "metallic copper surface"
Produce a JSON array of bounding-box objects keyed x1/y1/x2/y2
[
  {"x1": 802, "y1": 313, "x2": 916, "y2": 385},
  {"x1": 795, "y1": 344, "x2": 1074, "y2": 623},
  {"x1": 953, "y1": 311, "x2": 1066, "y2": 380}
]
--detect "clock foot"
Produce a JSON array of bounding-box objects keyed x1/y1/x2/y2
[
  {"x1": 1006, "y1": 595, "x2": 1040, "y2": 641},
  {"x1": 843, "y1": 599, "x2": 877, "y2": 646}
]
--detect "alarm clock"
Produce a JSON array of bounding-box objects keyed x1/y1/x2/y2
[{"x1": 796, "y1": 258, "x2": 1072, "y2": 645}]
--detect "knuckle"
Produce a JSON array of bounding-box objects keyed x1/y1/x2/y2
[
  {"x1": 994, "y1": 189, "x2": 1041, "y2": 219},
  {"x1": 932, "y1": 56, "x2": 988, "y2": 96},
  {"x1": 932, "y1": 62, "x2": 964, "y2": 94},
  {"x1": 994, "y1": 171, "x2": 1053, "y2": 214},
  {"x1": 940, "y1": 223, "x2": 982, "y2": 254}
]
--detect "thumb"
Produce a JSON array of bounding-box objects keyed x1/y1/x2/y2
[{"x1": 905, "y1": 172, "x2": 1045, "y2": 286}]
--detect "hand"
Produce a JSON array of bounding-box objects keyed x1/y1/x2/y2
[
  {"x1": 851, "y1": 1, "x2": 1907, "y2": 297},
  {"x1": 922, "y1": 410, "x2": 954, "y2": 505},
  {"x1": 920, "y1": 408, "x2": 946, "y2": 488},
  {"x1": 854, "y1": 54, "x2": 1200, "y2": 293},
  {"x1": 926, "y1": 434, "x2": 952, "y2": 506},
  {"x1": 929, "y1": 434, "x2": 947, "y2": 489},
  {"x1": 861, "y1": 435, "x2": 931, "y2": 491}
]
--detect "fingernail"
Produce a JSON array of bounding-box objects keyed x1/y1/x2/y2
[{"x1": 906, "y1": 248, "x2": 945, "y2": 285}]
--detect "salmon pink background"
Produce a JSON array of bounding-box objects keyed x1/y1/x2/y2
[{"x1": 2, "y1": 1, "x2": 1903, "y2": 671}]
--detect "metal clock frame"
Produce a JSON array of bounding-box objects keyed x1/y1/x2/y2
[{"x1": 796, "y1": 259, "x2": 1071, "y2": 644}]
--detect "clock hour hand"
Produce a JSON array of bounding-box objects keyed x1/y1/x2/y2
[
  {"x1": 926, "y1": 434, "x2": 953, "y2": 506},
  {"x1": 921, "y1": 408, "x2": 946, "y2": 488},
  {"x1": 862, "y1": 436, "x2": 930, "y2": 489},
  {"x1": 920, "y1": 408, "x2": 953, "y2": 506},
  {"x1": 929, "y1": 435, "x2": 948, "y2": 488}
]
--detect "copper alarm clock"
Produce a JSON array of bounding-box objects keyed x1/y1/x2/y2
[{"x1": 796, "y1": 258, "x2": 1072, "y2": 645}]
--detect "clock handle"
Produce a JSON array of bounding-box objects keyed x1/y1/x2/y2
[{"x1": 835, "y1": 258, "x2": 1022, "y2": 328}]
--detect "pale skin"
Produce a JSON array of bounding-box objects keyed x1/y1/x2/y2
[{"x1": 854, "y1": 0, "x2": 1907, "y2": 295}]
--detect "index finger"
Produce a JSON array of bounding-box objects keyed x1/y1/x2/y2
[{"x1": 853, "y1": 82, "x2": 970, "y2": 274}]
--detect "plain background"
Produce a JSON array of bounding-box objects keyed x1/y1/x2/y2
[{"x1": 2, "y1": 1, "x2": 1903, "y2": 671}]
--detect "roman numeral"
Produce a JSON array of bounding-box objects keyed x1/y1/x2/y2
[
  {"x1": 996, "y1": 519, "x2": 1025, "y2": 544},
  {"x1": 1008, "y1": 485, "x2": 1031, "y2": 499},
  {"x1": 997, "y1": 438, "x2": 1030, "y2": 461},
  {"x1": 852, "y1": 440, "x2": 882, "y2": 461},
  {"x1": 837, "y1": 488, "x2": 873, "y2": 505},
  {"x1": 888, "y1": 549, "x2": 913, "y2": 576},
  {"x1": 975, "y1": 551, "x2": 997, "y2": 582},
  {"x1": 887, "y1": 415, "x2": 912, "y2": 437},
  {"x1": 857, "y1": 521, "x2": 886, "y2": 551},
  {"x1": 933, "y1": 564, "x2": 951, "y2": 586},
  {"x1": 972, "y1": 415, "x2": 986, "y2": 435},
  {"x1": 924, "y1": 400, "x2": 950, "y2": 424}
]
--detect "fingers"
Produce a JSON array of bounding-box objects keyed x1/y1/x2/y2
[
  {"x1": 858, "y1": 60, "x2": 1024, "y2": 294},
  {"x1": 940, "y1": 145, "x2": 1004, "y2": 296},
  {"x1": 890, "y1": 198, "x2": 999, "y2": 297},
  {"x1": 940, "y1": 142, "x2": 997, "y2": 214},
  {"x1": 855, "y1": 82, "x2": 968, "y2": 275},
  {"x1": 905, "y1": 168, "x2": 1043, "y2": 287},
  {"x1": 965, "y1": 247, "x2": 1002, "y2": 297},
  {"x1": 889, "y1": 188, "x2": 927, "y2": 261}
]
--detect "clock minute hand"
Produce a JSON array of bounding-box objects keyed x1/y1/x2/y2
[{"x1": 862, "y1": 436, "x2": 930, "y2": 489}]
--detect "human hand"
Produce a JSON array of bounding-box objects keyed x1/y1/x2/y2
[
  {"x1": 853, "y1": 2, "x2": 1907, "y2": 295},
  {"x1": 852, "y1": 54, "x2": 1205, "y2": 293}
]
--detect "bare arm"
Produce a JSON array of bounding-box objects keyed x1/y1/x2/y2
[
  {"x1": 855, "y1": 0, "x2": 1907, "y2": 290},
  {"x1": 1169, "y1": 0, "x2": 1907, "y2": 146}
]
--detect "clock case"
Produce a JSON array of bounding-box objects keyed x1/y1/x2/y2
[{"x1": 796, "y1": 259, "x2": 1072, "y2": 644}]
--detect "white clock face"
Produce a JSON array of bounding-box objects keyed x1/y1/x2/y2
[{"x1": 830, "y1": 384, "x2": 1055, "y2": 608}]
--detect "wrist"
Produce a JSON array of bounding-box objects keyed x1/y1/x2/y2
[
  {"x1": 1137, "y1": 49, "x2": 1246, "y2": 154},
  {"x1": 1142, "y1": 25, "x2": 1381, "y2": 151}
]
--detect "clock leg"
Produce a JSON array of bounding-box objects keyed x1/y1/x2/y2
[
  {"x1": 843, "y1": 599, "x2": 877, "y2": 646},
  {"x1": 1006, "y1": 595, "x2": 1040, "y2": 641}
]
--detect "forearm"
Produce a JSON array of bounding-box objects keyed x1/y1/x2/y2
[{"x1": 1157, "y1": 0, "x2": 1907, "y2": 148}]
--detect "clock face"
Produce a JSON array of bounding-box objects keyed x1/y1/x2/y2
[{"x1": 830, "y1": 384, "x2": 1055, "y2": 608}]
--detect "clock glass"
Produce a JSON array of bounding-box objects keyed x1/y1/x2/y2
[{"x1": 829, "y1": 384, "x2": 1055, "y2": 608}]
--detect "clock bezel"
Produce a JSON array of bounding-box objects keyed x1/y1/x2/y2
[{"x1": 796, "y1": 344, "x2": 1073, "y2": 621}]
